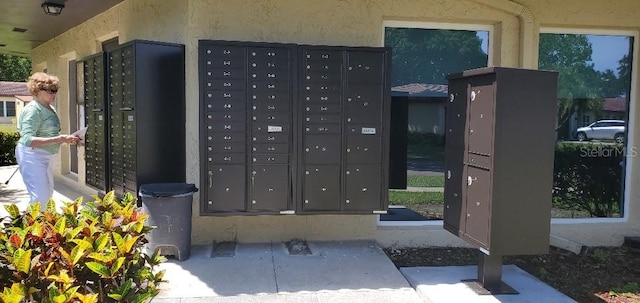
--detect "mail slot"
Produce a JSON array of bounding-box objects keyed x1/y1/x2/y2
[
  {"x1": 208, "y1": 121, "x2": 246, "y2": 133},
  {"x1": 207, "y1": 132, "x2": 246, "y2": 143},
  {"x1": 252, "y1": 154, "x2": 289, "y2": 164},
  {"x1": 252, "y1": 143, "x2": 289, "y2": 153},
  {"x1": 207, "y1": 78, "x2": 246, "y2": 91},
  {"x1": 252, "y1": 132, "x2": 288, "y2": 143},
  {"x1": 305, "y1": 114, "x2": 341, "y2": 124},
  {"x1": 252, "y1": 112, "x2": 289, "y2": 123},
  {"x1": 205, "y1": 90, "x2": 247, "y2": 103},
  {"x1": 207, "y1": 111, "x2": 246, "y2": 122},
  {"x1": 252, "y1": 123, "x2": 289, "y2": 134},
  {"x1": 203, "y1": 46, "x2": 245, "y2": 59},
  {"x1": 208, "y1": 142, "x2": 245, "y2": 154},
  {"x1": 250, "y1": 79, "x2": 290, "y2": 92},
  {"x1": 252, "y1": 102, "x2": 290, "y2": 112},
  {"x1": 250, "y1": 91, "x2": 290, "y2": 103},
  {"x1": 305, "y1": 103, "x2": 341, "y2": 114},
  {"x1": 206, "y1": 68, "x2": 245, "y2": 80},
  {"x1": 303, "y1": 93, "x2": 341, "y2": 104},
  {"x1": 207, "y1": 153, "x2": 246, "y2": 164}
]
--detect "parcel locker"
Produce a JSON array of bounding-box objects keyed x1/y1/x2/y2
[
  {"x1": 83, "y1": 52, "x2": 108, "y2": 192},
  {"x1": 199, "y1": 40, "x2": 297, "y2": 215},
  {"x1": 105, "y1": 40, "x2": 186, "y2": 198},
  {"x1": 444, "y1": 67, "x2": 558, "y2": 256}
]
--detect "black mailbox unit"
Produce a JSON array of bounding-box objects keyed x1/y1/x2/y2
[
  {"x1": 90, "y1": 40, "x2": 186, "y2": 198},
  {"x1": 199, "y1": 40, "x2": 298, "y2": 214},
  {"x1": 199, "y1": 41, "x2": 390, "y2": 215},
  {"x1": 298, "y1": 46, "x2": 391, "y2": 214},
  {"x1": 82, "y1": 52, "x2": 108, "y2": 192},
  {"x1": 444, "y1": 67, "x2": 558, "y2": 293}
]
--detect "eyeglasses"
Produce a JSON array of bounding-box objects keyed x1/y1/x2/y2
[{"x1": 43, "y1": 89, "x2": 58, "y2": 94}]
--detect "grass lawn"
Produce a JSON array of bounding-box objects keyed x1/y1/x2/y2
[{"x1": 407, "y1": 175, "x2": 444, "y2": 187}]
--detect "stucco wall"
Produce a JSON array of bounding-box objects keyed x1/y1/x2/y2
[{"x1": 30, "y1": 0, "x2": 640, "y2": 247}]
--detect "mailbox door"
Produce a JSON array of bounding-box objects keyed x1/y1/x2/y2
[
  {"x1": 467, "y1": 75, "x2": 495, "y2": 156},
  {"x1": 443, "y1": 148, "x2": 466, "y2": 235},
  {"x1": 345, "y1": 84, "x2": 383, "y2": 124},
  {"x1": 206, "y1": 165, "x2": 246, "y2": 212},
  {"x1": 302, "y1": 165, "x2": 341, "y2": 211},
  {"x1": 344, "y1": 165, "x2": 382, "y2": 211},
  {"x1": 304, "y1": 135, "x2": 341, "y2": 164},
  {"x1": 445, "y1": 79, "x2": 468, "y2": 150},
  {"x1": 346, "y1": 51, "x2": 385, "y2": 84},
  {"x1": 346, "y1": 126, "x2": 382, "y2": 164},
  {"x1": 464, "y1": 166, "x2": 491, "y2": 249},
  {"x1": 250, "y1": 165, "x2": 290, "y2": 211}
]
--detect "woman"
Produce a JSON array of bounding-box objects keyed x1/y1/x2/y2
[{"x1": 15, "y1": 72, "x2": 80, "y2": 208}]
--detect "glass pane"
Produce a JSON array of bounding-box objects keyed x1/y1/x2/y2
[
  {"x1": 6, "y1": 101, "x2": 15, "y2": 116},
  {"x1": 384, "y1": 27, "x2": 489, "y2": 221},
  {"x1": 539, "y1": 33, "x2": 633, "y2": 218}
]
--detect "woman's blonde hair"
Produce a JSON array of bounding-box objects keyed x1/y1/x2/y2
[{"x1": 27, "y1": 72, "x2": 59, "y2": 96}]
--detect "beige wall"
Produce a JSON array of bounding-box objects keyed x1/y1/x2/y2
[{"x1": 31, "y1": 0, "x2": 640, "y2": 247}]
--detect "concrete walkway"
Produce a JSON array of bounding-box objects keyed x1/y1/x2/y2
[{"x1": 0, "y1": 164, "x2": 576, "y2": 303}]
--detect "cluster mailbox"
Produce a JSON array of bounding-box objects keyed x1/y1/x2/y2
[
  {"x1": 444, "y1": 67, "x2": 558, "y2": 293},
  {"x1": 83, "y1": 40, "x2": 186, "y2": 197},
  {"x1": 199, "y1": 40, "x2": 390, "y2": 215}
]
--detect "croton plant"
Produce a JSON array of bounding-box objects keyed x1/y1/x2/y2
[{"x1": 0, "y1": 191, "x2": 165, "y2": 303}]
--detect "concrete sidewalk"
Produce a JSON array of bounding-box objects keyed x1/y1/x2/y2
[{"x1": 0, "y1": 164, "x2": 576, "y2": 303}]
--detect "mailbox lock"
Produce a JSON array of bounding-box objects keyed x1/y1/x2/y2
[
  {"x1": 322, "y1": 188, "x2": 327, "y2": 192},
  {"x1": 449, "y1": 93, "x2": 455, "y2": 102},
  {"x1": 470, "y1": 91, "x2": 477, "y2": 101},
  {"x1": 305, "y1": 199, "x2": 309, "y2": 204},
  {"x1": 252, "y1": 200, "x2": 256, "y2": 204},
  {"x1": 447, "y1": 170, "x2": 451, "y2": 180},
  {"x1": 362, "y1": 188, "x2": 367, "y2": 192},
  {"x1": 346, "y1": 199, "x2": 350, "y2": 204}
]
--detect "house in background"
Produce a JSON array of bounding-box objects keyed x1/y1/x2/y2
[
  {"x1": 391, "y1": 83, "x2": 447, "y2": 137},
  {"x1": 0, "y1": 82, "x2": 32, "y2": 125}
]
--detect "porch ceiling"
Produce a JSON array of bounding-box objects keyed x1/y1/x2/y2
[{"x1": 0, "y1": 0, "x2": 124, "y2": 57}]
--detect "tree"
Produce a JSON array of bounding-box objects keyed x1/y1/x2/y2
[
  {"x1": 0, "y1": 54, "x2": 31, "y2": 81},
  {"x1": 385, "y1": 28, "x2": 487, "y2": 86},
  {"x1": 538, "y1": 34, "x2": 605, "y2": 137}
]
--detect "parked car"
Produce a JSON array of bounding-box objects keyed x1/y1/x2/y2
[{"x1": 575, "y1": 120, "x2": 625, "y2": 143}]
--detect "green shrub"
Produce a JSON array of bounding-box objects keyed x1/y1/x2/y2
[
  {"x1": 0, "y1": 131, "x2": 19, "y2": 166},
  {"x1": 553, "y1": 142, "x2": 624, "y2": 217},
  {"x1": 0, "y1": 191, "x2": 165, "y2": 303}
]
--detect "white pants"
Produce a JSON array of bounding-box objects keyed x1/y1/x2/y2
[{"x1": 15, "y1": 143, "x2": 54, "y2": 207}]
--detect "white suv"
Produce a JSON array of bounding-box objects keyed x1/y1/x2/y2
[{"x1": 575, "y1": 120, "x2": 625, "y2": 143}]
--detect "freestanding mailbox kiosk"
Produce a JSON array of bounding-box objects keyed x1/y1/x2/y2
[{"x1": 444, "y1": 67, "x2": 558, "y2": 294}]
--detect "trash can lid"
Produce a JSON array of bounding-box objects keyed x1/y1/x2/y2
[{"x1": 139, "y1": 183, "x2": 198, "y2": 197}]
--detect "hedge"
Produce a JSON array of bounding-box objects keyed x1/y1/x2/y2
[
  {"x1": 0, "y1": 131, "x2": 19, "y2": 165},
  {"x1": 553, "y1": 142, "x2": 625, "y2": 217}
]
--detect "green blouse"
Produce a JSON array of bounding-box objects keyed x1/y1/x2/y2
[{"x1": 18, "y1": 99, "x2": 61, "y2": 155}]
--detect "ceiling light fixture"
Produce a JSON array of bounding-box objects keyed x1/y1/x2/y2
[{"x1": 41, "y1": 1, "x2": 65, "y2": 16}]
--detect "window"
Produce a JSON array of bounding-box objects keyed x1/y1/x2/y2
[
  {"x1": 383, "y1": 21, "x2": 490, "y2": 222},
  {"x1": 539, "y1": 29, "x2": 635, "y2": 218},
  {"x1": 6, "y1": 101, "x2": 15, "y2": 116}
]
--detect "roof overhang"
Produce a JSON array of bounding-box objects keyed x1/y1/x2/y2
[{"x1": 0, "y1": 0, "x2": 125, "y2": 56}]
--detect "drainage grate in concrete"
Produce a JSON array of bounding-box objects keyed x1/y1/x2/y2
[
  {"x1": 211, "y1": 241, "x2": 236, "y2": 257},
  {"x1": 285, "y1": 239, "x2": 312, "y2": 255}
]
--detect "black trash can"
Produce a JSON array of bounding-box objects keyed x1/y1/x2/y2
[{"x1": 139, "y1": 183, "x2": 198, "y2": 261}]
